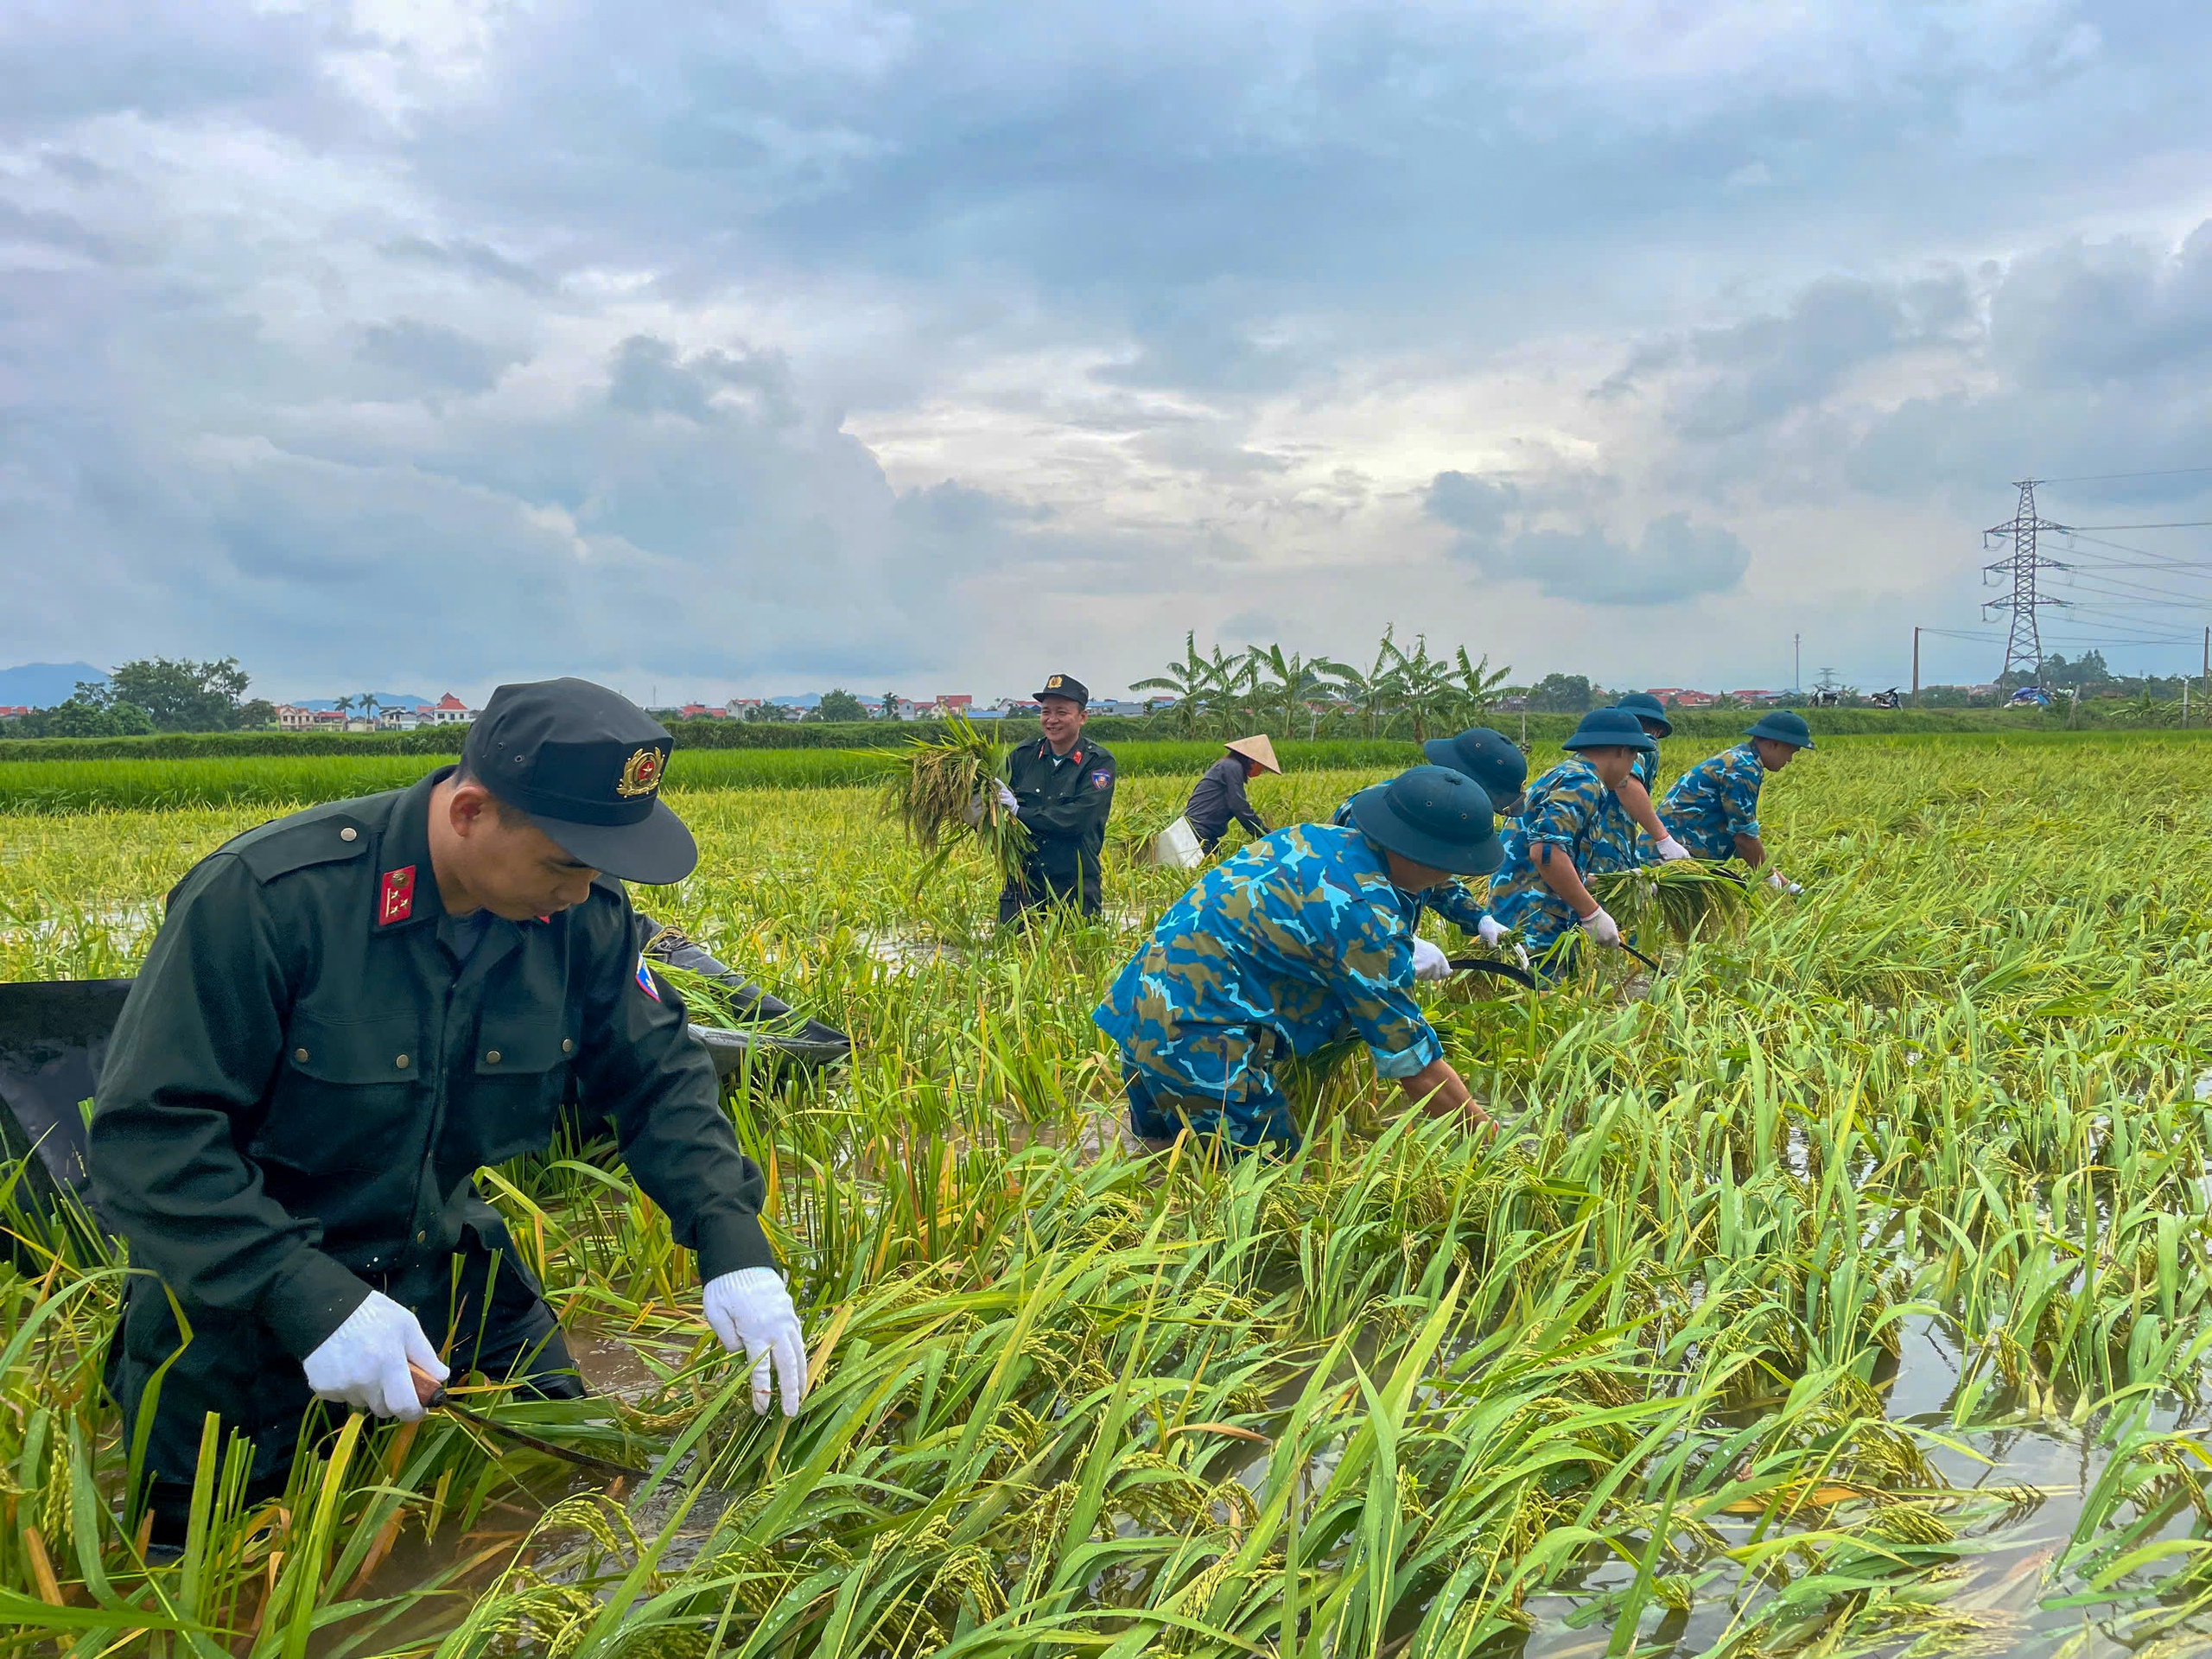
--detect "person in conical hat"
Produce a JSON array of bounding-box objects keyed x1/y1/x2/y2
[{"x1": 1184, "y1": 734, "x2": 1281, "y2": 856}]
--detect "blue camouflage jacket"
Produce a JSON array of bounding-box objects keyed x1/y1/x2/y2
[
  {"x1": 1660, "y1": 741, "x2": 1764, "y2": 860},
  {"x1": 1095, "y1": 823, "x2": 1442, "y2": 1085},
  {"x1": 1331, "y1": 792, "x2": 1491, "y2": 936},
  {"x1": 1485, "y1": 758, "x2": 1643, "y2": 938},
  {"x1": 1595, "y1": 749, "x2": 1658, "y2": 870}
]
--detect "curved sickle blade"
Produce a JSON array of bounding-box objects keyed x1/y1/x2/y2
[
  {"x1": 410, "y1": 1361, "x2": 651, "y2": 1481},
  {"x1": 1446, "y1": 957, "x2": 1540, "y2": 990},
  {"x1": 433, "y1": 1395, "x2": 653, "y2": 1483}
]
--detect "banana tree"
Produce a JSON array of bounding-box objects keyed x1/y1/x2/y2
[
  {"x1": 1452, "y1": 648, "x2": 1512, "y2": 711},
  {"x1": 1387, "y1": 633, "x2": 1462, "y2": 742},
  {"x1": 1244, "y1": 644, "x2": 1353, "y2": 740},
  {"x1": 1336, "y1": 628, "x2": 1409, "y2": 738},
  {"x1": 1134, "y1": 632, "x2": 1234, "y2": 739}
]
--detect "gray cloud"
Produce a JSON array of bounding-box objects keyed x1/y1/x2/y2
[
  {"x1": 380, "y1": 235, "x2": 553, "y2": 294},
  {"x1": 1430, "y1": 472, "x2": 1751, "y2": 605},
  {"x1": 357, "y1": 319, "x2": 523, "y2": 396},
  {"x1": 1611, "y1": 274, "x2": 1976, "y2": 442}
]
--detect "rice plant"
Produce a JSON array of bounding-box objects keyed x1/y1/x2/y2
[{"x1": 880, "y1": 714, "x2": 1033, "y2": 890}]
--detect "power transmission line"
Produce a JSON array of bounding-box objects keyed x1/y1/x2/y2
[
  {"x1": 2040, "y1": 465, "x2": 2212, "y2": 484},
  {"x1": 1982, "y1": 479, "x2": 2069, "y2": 683},
  {"x1": 2050, "y1": 519, "x2": 2212, "y2": 530}
]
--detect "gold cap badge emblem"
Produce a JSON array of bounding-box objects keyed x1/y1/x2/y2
[
  {"x1": 616, "y1": 747, "x2": 665, "y2": 798},
  {"x1": 1046, "y1": 675, "x2": 1063, "y2": 688}
]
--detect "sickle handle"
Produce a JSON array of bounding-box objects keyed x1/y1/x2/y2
[{"x1": 409, "y1": 1360, "x2": 451, "y2": 1410}]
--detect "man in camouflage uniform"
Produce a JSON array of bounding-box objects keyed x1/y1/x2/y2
[
  {"x1": 1660, "y1": 710, "x2": 1814, "y2": 887},
  {"x1": 1485, "y1": 709, "x2": 1654, "y2": 976},
  {"x1": 1331, "y1": 726, "x2": 1527, "y2": 955},
  {"x1": 1607, "y1": 692, "x2": 1694, "y2": 865},
  {"x1": 1096, "y1": 766, "x2": 1501, "y2": 1153}
]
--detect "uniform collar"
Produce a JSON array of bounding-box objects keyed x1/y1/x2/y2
[
  {"x1": 1039, "y1": 738, "x2": 1084, "y2": 765},
  {"x1": 372, "y1": 768, "x2": 452, "y2": 934}
]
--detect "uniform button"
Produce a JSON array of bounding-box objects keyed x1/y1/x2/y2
[
  {"x1": 416, "y1": 1230, "x2": 427, "y2": 1243},
  {"x1": 294, "y1": 1047, "x2": 309, "y2": 1063},
  {"x1": 485, "y1": 1050, "x2": 501, "y2": 1065},
  {"x1": 561, "y1": 1038, "x2": 574, "y2": 1054},
  {"x1": 339, "y1": 827, "x2": 358, "y2": 842},
  {"x1": 395, "y1": 1054, "x2": 410, "y2": 1069}
]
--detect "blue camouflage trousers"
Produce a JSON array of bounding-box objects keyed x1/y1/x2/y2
[{"x1": 1119, "y1": 1022, "x2": 1298, "y2": 1152}]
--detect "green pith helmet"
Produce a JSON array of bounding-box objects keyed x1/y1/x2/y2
[
  {"x1": 1348, "y1": 766, "x2": 1503, "y2": 876},
  {"x1": 1611, "y1": 691, "x2": 1673, "y2": 737},
  {"x1": 1560, "y1": 708, "x2": 1658, "y2": 755},
  {"x1": 1421, "y1": 726, "x2": 1529, "y2": 810},
  {"x1": 1746, "y1": 710, "x2": 1815, "y2": 749}
]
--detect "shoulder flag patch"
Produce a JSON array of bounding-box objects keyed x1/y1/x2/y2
[
  {"x1": 635, "y1": 954, "x2": 661, "y2": 1001},
  {"x1": 1090, "y1": 768, "x2": 1111, "y2": 789},
  {"x1": 378, "y1": 865, "x2": 416, "y2": 926}
]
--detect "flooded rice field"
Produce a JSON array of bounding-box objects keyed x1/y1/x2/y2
[{"x1": 6, "y1": 740, "x2": 2212, "y2": 1656}]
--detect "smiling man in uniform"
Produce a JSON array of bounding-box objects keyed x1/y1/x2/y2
[
  {"x1": 995, "y1": 672, "x2": 1117, "y2": 925},
  {"x1": 91, "y1": 678, "x2": 810, "y2": 1551}
]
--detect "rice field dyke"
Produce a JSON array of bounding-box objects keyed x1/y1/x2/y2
[{"x1": 4, "y1": 730, "x2": 2212, "y2": 1657}]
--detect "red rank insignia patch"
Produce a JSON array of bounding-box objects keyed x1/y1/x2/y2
[{"x1": 378, "y1": 865, "x2": 416, "y2": 926}]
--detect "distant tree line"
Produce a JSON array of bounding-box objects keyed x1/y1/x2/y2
[{"x1": 2, "y1": 658, "x2": 273, "y2": 737}]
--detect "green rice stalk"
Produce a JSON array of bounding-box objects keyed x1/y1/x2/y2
[
  {"x1": 881, "y1": 715, "x2": 1034, "y2": 890},
  {"x1": 1105, "y1": 798, "x2": 1179, "y2": 863},
  {"x1": 1587, "y1": 859, "x2": 1755, "y2": 948}
]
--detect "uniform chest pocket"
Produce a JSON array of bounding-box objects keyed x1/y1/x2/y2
[
  {"x1": 257, "y1": 1010, "x2": 423, "y2": 1173},
  {"x1": 465, "y1": 1010, "x2": 575, "y2": 1165}
]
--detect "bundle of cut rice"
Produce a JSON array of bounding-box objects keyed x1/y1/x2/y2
[
  {"x1": 881, "y1": 715, "x2": 1034, "y2": 890},
  {"x1": 1586, "y1": 860, "x2": 1754, "y2": 949}
]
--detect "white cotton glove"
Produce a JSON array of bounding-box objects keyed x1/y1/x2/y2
[
  {"x1": 702, "y1": 1268, "x2": 809, "y2": 1418},
  {"x1": 1655, "y1": 836, "x2": 1691, "y2": 862},
  {"x1": 301, "y1": 1291, "x2": 447, "y2": 1423},
  {"x1": 966, "y1": 782, "x2": 1020, "y2": 825},
  {"x1": 1766, "y1": 870, "x2": 1802, "y2": 895},
  {"x1": 1578, "y1": 907, "x2": 1623, "y2": 948},
  {"x1": 1476, "y1": 915, "x2": 1507, "y2": 950},
  {"x1": 1411, "y1": 937, "x2": 1451, "y2": 982}
]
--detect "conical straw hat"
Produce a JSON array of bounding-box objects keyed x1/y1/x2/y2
[{"x1": 1225, "y1": 734, "x2": 1281, "y2": 774}]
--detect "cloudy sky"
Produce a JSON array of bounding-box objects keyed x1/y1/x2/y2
[{"x1": 7, "y1": 0, "x2": 2212, "y2": 704}]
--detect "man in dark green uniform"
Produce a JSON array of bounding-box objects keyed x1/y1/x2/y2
[
  {"x1": 995, "y1": 673, "x2": 1116, "y2": 925},
  {"x1": 90, "y1": 679, "x2": 810, "y2": 1549}
]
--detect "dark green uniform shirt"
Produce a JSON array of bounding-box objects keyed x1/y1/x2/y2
[
  {"x1": 87, "y1": 769, "x2": 776, "y2": 1363},
  {"x1": 1004, "y1": 734, "x2": 1117, "y2": 904}
]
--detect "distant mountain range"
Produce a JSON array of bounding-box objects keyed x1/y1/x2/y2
[{"x1": 0, "y1": 662, "x2": 105, "y2": 708}]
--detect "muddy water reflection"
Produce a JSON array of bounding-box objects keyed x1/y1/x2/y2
[{"x1": 1518, "y1": 1313, "x2": 2209, "y2": 1658}]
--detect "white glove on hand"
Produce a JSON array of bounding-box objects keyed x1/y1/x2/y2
[
  {"x1": 1476, "y1": 916, "x2": 1507, "y2": 950},
  {"x1": 1578, "y1": 907, "x2": 1623, "y2": 948},
  {"x1": 965, "y1": 781, "x2": 1020, "y2": 826},
  {"x1": 1411, "y1": 937, "x2": 1451, "y2": 982},
  {"x1": 1766, "y1": 870, "x2": 1802, "y2": 895},
  {"x1": 302, "y1": 1291, "x2": 447, "y2": 1422},
  {"x1": 702, "y1": 1268, "x2": 808, "y2": 1418},
  {"x1": 1655, "y1": 836, "x2": 1691, "y2": 862}
]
